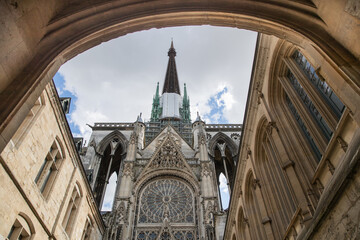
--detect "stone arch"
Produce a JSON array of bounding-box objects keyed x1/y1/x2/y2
[
  {"x1": 17, "y1": 212, "x2": 36, "y2": 235},
  {"x1": 208, "y1": 132, "x2": 238, "y2": 157},
  {"x1": 134, "y1": 169, "x2": 200, "y2": 196},
  {"x1": 208, "y1": 132, "x2": 238, "y2": 193},
  {"x1": 74, "y1": 181, "x2": 83, "y2": 197},
  {"x1": 54, "y1": 135, "x2": 66, "y2": 159},
  {"x1": 244, "y1": 169, "x2": 268, "y2": 240},
  {"x1": 93, "y1": 130, "x2": 127, "y2": 207},
  {"x1": 232, "y1": 233, "x2": 237, "y2": 240},
  {"x1": 236, "y1": 207, "x2": 248, "y2": 240},
  {"x1": 96, "y1": 130, "x2": 128, "y2": 155}
]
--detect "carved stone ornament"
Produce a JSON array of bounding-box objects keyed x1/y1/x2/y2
[
  {"x1": 201, "y1": 162, "x2": 212, "y2": 177},
  {"x1": 205, "y1": 201, "x2": 214, "y2": 225},
  {"x1": 150, "y1": 138, "x2": 184, "y2": 169},
  {"x1": 336, "y1": 136, "x2": 348, "y2": 152},
  {"x1": 116, "y1": 201, "x2": 128, "y2": 225},
  {"x1": 246, "y1": 148, "x2": 252, "y2": 159},
  {"x1": 315, "y1": 178, "x2": 324, "y2": 194},
  {"x1": 253, "y1": 178, "x2": 261, "y2": 189},
  {"x1": 89, "y1": 138, "x2": 96, "y2": 148},
  {"x1": 243, "y1": 218, "x2": 249, "y2": 226},
  {"x1": 123, "y1": 162, "x2": 134, "y2": 179},
  {"x1": 266, "y1": 121, "x2": 279, "y2": 135},
  {"x1": 199, "y1": 133, "x2": 207, "y2": 145},
  {"x1": 130, "y1": 132, "x2": 137, "y2": 145},
  {"x1": 325, "y1": 159, "x2": 335, "y2": 175},
  {"x1": 255, "y1": 81, "x2": 264, "y2": 104},
  {"x1": 216, "y1": 142, "x2": 227, "y2": 158}
]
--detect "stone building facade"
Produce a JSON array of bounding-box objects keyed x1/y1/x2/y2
[
  {"x1": 0, "y1": 82, "x2": 104, "y2": 239},
  {"x1": 80, "y1": 43, "x2": 241, "y2": 240},
  {"x1": 224, "y1": 34, "x2": 360, "y2": 240}
]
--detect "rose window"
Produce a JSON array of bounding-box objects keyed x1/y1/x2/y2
[{"x1": 138, "y1": 179, "x2": 194, "y2": 223}]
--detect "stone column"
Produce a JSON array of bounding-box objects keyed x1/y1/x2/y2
[
  {"x1": 217, "y1": 142, "x2": 231, "y2": 195},
  {"x1": 113, "y1": 132, "x2": 137, "y2": 239}
]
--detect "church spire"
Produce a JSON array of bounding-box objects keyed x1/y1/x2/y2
[
  {"x1": 182, "y1": 83, "x2": 191, "y2": 122},
  {"x1": 151, "y1": 82, "x2": 161, "y2": 121},
  {"x1": 162, "y1": 41, "x2": 180, "y2": 94}
]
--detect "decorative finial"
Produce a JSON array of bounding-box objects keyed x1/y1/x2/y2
[
  {"x1": 195, "y1": 111, "x2": 203, "y2": 122},
  {"x1": 136, "y1": 112, "x2": 143, "y2": 123}
]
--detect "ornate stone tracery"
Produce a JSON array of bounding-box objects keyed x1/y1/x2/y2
[
  {"x1": 150, "y1": 139, "x2": 184, "y2": 169},
  {"x1": 135, "y1": 178, "x2": 197, "y2": 240},
  {"x1": 138, "y1": 179, "x2": 194, "y2": 224}
]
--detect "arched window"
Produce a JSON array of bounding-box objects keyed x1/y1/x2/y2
[
  {"x1": 10, "y1": 94, "x2": 44, "y2": 147},
  {"x1": 93, "y1": 132, "x2": 126, "y2": 208},
  {"x1": 254, "y1": 119, "x2": 297, "y2": 238},
  {"x1": 135, "y1": 178, "x2": 197, "y2": 240},
  {"x1": 244, "y1": 172, "x2": 267, "y2": 240},
  {"x1": 81, "y1": 216, "x2": 93, "y2": 240},
  {"x1": 62, "y1": 183, "x2": 82, "y2": 237},
  {"x1": 237, "y1": 207, "x2": 249, "y2": 240},
  {"x1": 34, "y1": 137, "x2": 64, "y2": 197},
  {"x1": 280, "y1": 49, "x2": 346, "y2": 163},
  {"x1": 7, "y1": 214, "x2": 34, "y2": 240}
]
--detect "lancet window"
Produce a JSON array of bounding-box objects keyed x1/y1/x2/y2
[
  {"x1": 292, "y1": 50, "x2": 345, "y2": 118},
  {"x1": 210, "y1": 136, "x2": 236, "y2": 209},
  {"x1": 245, "y1": 172, "x2": 267, "y2": 240},
  {"x1": 35, "y1": 138, "x2": 63, "y2": 196},
  {"x1": 286, "y1": 94, "x2": 322, "y2": 161},
  {"x1": 93, "y1": 136, "x2": 124, "y2": 207},
  {"x1": 280, "y1": 49, "x2": 347, "y2": 162},
  {"x1": 287, "y1": 70, "x2": 333, "y2": 140},
  {"x1": 62, "y1": 183, "x2": 82, "y2": 237}
]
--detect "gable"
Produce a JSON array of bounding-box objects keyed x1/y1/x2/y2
[{"x1": 137, "y1": 133, "x2": 196, "y2": 179}]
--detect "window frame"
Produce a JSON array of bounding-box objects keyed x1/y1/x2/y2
[{"x1": 34, "y1": 138, "x2": 64, "y2": 198}]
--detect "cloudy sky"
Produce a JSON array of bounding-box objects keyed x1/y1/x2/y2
[{"x1": 54, "y1": 25, "x2": 257, "y2": 210}]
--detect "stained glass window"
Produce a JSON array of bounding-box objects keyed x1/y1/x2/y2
[{"x1": 138, "y1": 179, "x2": 194, "y2": 224}]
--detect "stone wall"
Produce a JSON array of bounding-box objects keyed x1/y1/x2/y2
[{"x1": 0, "y1": 81, "x2": 104, "y2": 239}]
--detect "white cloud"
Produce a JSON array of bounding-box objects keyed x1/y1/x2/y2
[
  {"x1": 58, "y1": 26, "x2": 257, "y2": 142},
  {"x1": 101, "y1": 173, "x2": 117, "y2": 211}
]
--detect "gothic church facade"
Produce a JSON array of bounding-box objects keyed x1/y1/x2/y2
[{"x1": 80, "y1": 43, "x2": 241, "y2": 240}]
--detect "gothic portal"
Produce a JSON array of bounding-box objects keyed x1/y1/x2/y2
[{"x1": 81, "y1": 43, "x2": 242, "y2": 240}]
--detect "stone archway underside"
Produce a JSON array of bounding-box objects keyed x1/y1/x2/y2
[{"x1": 0, "y1": 0, "x2": 359, "y2": 153}]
